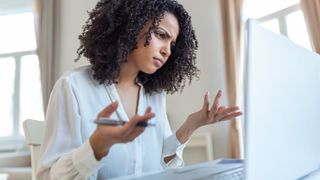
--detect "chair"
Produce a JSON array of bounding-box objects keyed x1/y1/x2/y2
[{"x1": 23, "y1": 119, "x2": 45, "y2": 180}]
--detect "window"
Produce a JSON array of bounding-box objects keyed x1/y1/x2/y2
[
  {"x1": 0, "y1": 3, "x2": 44, "y2": 152},
  {"x1": 244, "y1": 0, "x2": 311, "y2": 50}
]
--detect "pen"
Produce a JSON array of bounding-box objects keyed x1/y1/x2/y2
[{"x1": 94, "y1": 118, "x2": 156, "y2": 127}]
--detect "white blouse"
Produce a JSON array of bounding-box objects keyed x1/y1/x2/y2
[{"x1": 37, "y1": 66, "x2": 187, "y2": 180}]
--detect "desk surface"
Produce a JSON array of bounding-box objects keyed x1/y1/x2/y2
[{"x1": 110, "y1": 159, "x2": 243, "y2": 180}]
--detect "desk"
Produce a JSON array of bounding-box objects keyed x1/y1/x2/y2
[{"x1": 110, "y1": 159, "x2": 243, "y2": 180}]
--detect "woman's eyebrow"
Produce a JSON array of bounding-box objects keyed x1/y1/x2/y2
[
  {"x1": 159, "y1": 27, "x2": 172, "y2": 38},
  {"x1": 159, "y1": 27, "x2": 177, "y2": 42}
]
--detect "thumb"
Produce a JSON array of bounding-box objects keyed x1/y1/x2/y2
[{"x1": 98, "y1": 101, "x2": 118, "y2": 118}]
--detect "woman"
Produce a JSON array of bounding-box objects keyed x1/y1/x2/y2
[{"x1": 37, "y1": 0, "x2": 242, "y2": 179}]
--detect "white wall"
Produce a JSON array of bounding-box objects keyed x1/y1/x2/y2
[
  {"x1": 168, "y1": 0, "x2": 231, "y2": 158},
  {"x1": 53, "y1": 0, "x2": 94, "y2": 79},
  {"x1": 53, "y1": 0, "x2": 231, "y2": 159}
]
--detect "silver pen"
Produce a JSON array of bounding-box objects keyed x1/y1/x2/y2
[{"x1": 94, "y1": 117, "x2": 155, "y2": 127}]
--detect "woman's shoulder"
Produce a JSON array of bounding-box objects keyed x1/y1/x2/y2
[
  {"x1": 54, "y1": 65, "x2": 99, "y2": 89},
  {"x1": 58, "y1": 65, "x2": 96, "y2": 82},
  {"x1": 59, "y1": 65, "x2": 92, "y2": 79}
]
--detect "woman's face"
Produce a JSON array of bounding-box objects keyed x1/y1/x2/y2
[{"x1": 127, "y1": 12, "x2": 180, "y2": 74}]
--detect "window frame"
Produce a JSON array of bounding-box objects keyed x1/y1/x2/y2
[
  {"x1": 0, "y1": 0, "x2": 44, "y2": 154},
  {"x1": 257, "y1": 3, "x2": 300, "y2": 36},
  {"x1": 0, "y1": 50, "x2": 37, "y2": 152}
]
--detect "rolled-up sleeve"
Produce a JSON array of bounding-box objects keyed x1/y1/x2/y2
[
  {"x1": 160, "y1": 92, "x2": 189, "y2": 168},
  {"x1": 49, "y1": 140, "x2": 104, "y2": 180},
  {"x1": 161, "y1": 131, "x2": 188, "y2": 168}
]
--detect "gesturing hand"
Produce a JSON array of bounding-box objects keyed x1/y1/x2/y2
[
  {"x1": 187, "y1": 90, "x2": 242, "y2": 128},
  {"x1": 90, "y1": 101, "x2": 155, "y2": 160}
]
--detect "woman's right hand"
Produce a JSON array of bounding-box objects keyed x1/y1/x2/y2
[{"x1": 89, "y1": 101, "x2": 155, "y2": 160}]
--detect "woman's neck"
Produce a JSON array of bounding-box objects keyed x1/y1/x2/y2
[{"x1": 117, "y1": 63, "x2": 139, "y2": 88}]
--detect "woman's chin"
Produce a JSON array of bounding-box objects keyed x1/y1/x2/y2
[{"x1": 142, "y1": 67, "x2": 159, "y2": 74}]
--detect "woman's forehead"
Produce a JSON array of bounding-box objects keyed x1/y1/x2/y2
[
  {"x1": 159, "y1": 12, "x2": 180, "y2": 38},
  {"x1": 142, "y1": 12, "x2": 180, "y2": 38}
]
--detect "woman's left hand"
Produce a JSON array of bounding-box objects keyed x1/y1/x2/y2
[
  {"x1": 186, "y1": 90, "x2": 242, "y2": 129},
  {"x1": 176, "y1": 90, "x2": 243, "y2": 144}
]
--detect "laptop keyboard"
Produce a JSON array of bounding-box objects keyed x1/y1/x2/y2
[{"x1": 199, "y1": 167, "x2": 244, "y2": 180}]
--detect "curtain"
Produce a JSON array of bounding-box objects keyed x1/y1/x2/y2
[
  {"x1": 220, "y1": 0, "x2": 244, "y2": 159},
  {"x1": 300, "y1": 0, "x2": 320, "y2": 54},
  {"x1": 32, "y1": 0, "x2": 55, "y2": 111}
]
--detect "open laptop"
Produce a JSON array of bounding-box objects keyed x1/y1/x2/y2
[
  {"x1": 191, "y1": 19, "x2": 320, "y2": 180},
  {"x1": 243, "y1": 19, "x2": 320, "y2": 180},
  {"x1": 112, "y1": 19, "x2": 320, "y2": 180}
]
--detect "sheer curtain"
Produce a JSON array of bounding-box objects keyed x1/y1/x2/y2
[
  {"x1": 220, "y1": 0, "x2": 244, "y2": 159},
  {"x1": 300, "y1": 0, "x2": 320, "y2": 54},
  {"x1": 32, "y1": 0, "x2": 55, "y2": 111}
]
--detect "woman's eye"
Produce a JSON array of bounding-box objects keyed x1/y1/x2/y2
[{"x1": 156, "y1": 31, "x2": 166, "y2": 38}]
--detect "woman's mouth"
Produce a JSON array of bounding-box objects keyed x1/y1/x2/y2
[{"x1": 153, "y1": 58, "x2": 163, "y2": 68}]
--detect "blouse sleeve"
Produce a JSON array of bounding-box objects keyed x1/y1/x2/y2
[
  {"x1": 160, "y1": 92, "x2": 189, "y2": 168},
  {"x1": 36, "y1": 77, "x2": 104, "y2": 180}
]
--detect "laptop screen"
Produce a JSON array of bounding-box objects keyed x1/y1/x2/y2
[{"x1": 244, "y1": 19, "x2": 320, "y2": 180}]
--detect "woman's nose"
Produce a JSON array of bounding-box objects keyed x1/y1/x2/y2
[{"x1": 160, "y1": 43, "x2": 171, "y2": 58}]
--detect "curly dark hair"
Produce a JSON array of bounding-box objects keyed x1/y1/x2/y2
[{"x1": 76, "y1": 0, "x2": 199, "y2": 94}]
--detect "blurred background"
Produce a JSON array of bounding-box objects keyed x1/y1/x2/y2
[{"x1": 0, "y1": 0, "x2": 314, "y2": 179}]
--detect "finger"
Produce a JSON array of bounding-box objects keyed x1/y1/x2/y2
[
  {"x1": 98, "y1": 101, "x2": 119, "y2": 118},
  {"x1": 217, "y1": 106, "x2": 226, "y2": 113},
  {"x1": 220, "y1": 111, "x2": 243, "y2": 121},
  {"x1": 202, "y1": 91, "x2": 210, "y2": 111},
  {"x1": 135, "y1": 111, "x2": 155, "y2": 124},
  {"x1": 134, "y1": 111, "x2": 155, "y2": 128},
  {"x1": 209, "y1": 90, "x2": 222, "y2": 116},
  {"x1": 120, "y1": 112, "x2": 155, "y2": 135},
  {"x1": 120, "y1": 117, "x2": 139, "y2": 136},
  {"x1": 212, "y1": 106, "x2": 226, "y2": 120},
  {"x1": 221, "y1": 106, "x2": 240, "y2": 116},
  {"x1": 215, "y1": 106, "x2": 239, "y2": 120},
  {"x1": 144, "y1": 106, "x2": 152, "y2": 114},
  {"x1": 127, "y1": 111, "x2": 155, "y2": 137}
]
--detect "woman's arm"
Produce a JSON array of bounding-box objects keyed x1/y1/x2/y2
[
  {"x1": 37, "y1": 77, "x2": 102, "y2": 179},
  {"x1": 165, "y1": 90, "x2": 242, "y2": 163}
]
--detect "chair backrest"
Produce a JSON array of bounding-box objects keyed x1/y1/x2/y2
[{"x1": 23, "y1": 119, "x2": 45, "y2": 180}]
